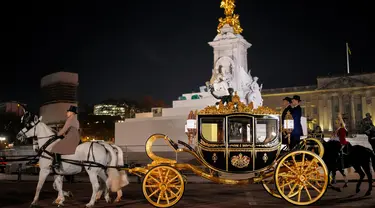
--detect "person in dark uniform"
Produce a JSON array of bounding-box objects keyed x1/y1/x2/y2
[
  {"x1": 281, "y1": 97, "x2": 292, "y2": 144},
  {"x1": 210, "y1": 87, "x2": 234, "y2": 105},
  {"x1": 290, "y1": 95, "x2": 303, "y2": 149}
]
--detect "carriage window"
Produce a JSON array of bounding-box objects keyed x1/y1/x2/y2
[
  {"x1": 200, "y1": 117, "x2": 224, "y2": 143},
  {"x1": 227, "y1": 116, "x2": 253, "y2": 143},
  {"x1": 256, "y1": 118, "x2": 278, "y2": 144}
]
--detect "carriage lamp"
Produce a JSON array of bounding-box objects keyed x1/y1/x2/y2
[
  {"x1": 186, "y1": 111, "x2": 197, "y2": 145},
  {"x1": 283, "y1": 111, "x2": 294, "y2": 146}
]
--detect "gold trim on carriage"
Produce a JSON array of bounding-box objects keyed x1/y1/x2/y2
[{"x1": 124, "y1": 95, "x2": 329, "y2": 208}]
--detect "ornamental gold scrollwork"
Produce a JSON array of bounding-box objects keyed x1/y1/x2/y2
[
  {"x1": 200, "y1": 140, "x2": 225, "y2": 148},
  {"x1": 231, "y1": 153, "x2": 250, "y2": 168},
  {"x1": 199, "y1": 97, "x2": 279, "y2": 115},
  {"x1": 217, "y1": 0, "x2": 243, "y2": 34}
]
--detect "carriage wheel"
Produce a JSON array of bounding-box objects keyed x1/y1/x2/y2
[
  {"x1": 299, "y1": 138, "x2": 324, "y2": 158},
  {"x1": 142, "y1": 165, "x2": 185, "y2": 208},
  {"x1": 262, "y1": 165, "x2": 298, "y2": 199},
  {"x1": 275, "y1": 150, "x2": 328, "y2": 206},
  {"x1": 262, "y1": 172, "x2": 281, "y2": 198}
]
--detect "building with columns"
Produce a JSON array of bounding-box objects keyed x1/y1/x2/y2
[{"x1": 262, "y1": 72, "x2": 375, "y2": 133}]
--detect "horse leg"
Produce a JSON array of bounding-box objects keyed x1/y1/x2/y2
[
  {"x1": 53, "y1": 178, "x2": 73, "y2": 200},
  {"x1": 115, "y1": 190, "x2": 123, "y2": 203},
  {"x1": 30, "y1": 169, "x2": 50, "y2": 207},
  {"x1": 362, "y1": 164, "x2": 372, "y2": 196},
  {"x1": 340, "y1": 169, "x2": 348, "y2": 188},
  {"x1": 331, "y1": 170, "x2": 337, "y2": 184},
  {"x1": 52, "y1": 175, "x2": 65, "y2": 207},
  {"x1": 353, "y1": 165, "x2": 365, "y2": 194},
  {"x1": 95, "y1": 176, "x2": 105, "y2": 202},
  {"x1": 85, "y1": 169, "x2": 101, "y2": 208},
  {"x1": 97, "y1": 169, "x2": 111, "y2": 203}
]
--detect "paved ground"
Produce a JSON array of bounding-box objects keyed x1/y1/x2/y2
[{"x1": 0, "y1": 180, "x2": 375, "y2": 208}]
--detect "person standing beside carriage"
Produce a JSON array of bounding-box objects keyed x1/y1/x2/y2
[
  {"x1": 281, "y1": 97, "x2": 292, "y2": 144},
  {"x1": 50, "y1": 106, "x2": 80, "y2": 169},
  {"x1": 289, "y1": 95, "x2": 303, "y2": 149}
]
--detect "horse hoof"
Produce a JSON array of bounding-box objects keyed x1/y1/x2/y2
[
  {"x1": 30, "y1": 204, "x2": 39, "y2": 208},
  {"x1": 57, "y1": 204, "x2": 64, "y2": 207},
  {"x1": 356, "y1": 188, "x2": 360, "y2": 193},
  {"x1": 105, "y1": 197, "x2": 112, "y2": 203},
  {"x1": 343, "y1": 184, "x2": 348, "y2": 188},
  {"x1": 365, "y1": 191, "x2": 371, "y2": 196},
  {"x1": 85, "y1": 204, "x2": 94, "y2": 208},
  {"x1": 114, "y1": 198, "x2": 121, "y2": 203}
]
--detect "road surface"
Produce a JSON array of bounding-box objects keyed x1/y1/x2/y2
[{"x1": 0, "y1": 180, "x2": 374, "y2": 208}]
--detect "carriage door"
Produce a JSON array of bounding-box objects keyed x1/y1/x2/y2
[{"x1": 226, "y1": 115, "x2": 254, "y2": 172}]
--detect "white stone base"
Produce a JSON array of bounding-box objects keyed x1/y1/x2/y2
[{"x1": 115, "y1": 115, "x2": 190, "y2": 152}]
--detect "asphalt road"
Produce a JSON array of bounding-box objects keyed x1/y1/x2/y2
[{"x1": 0, "y1": 181, "x2": 375, "y2": 208}]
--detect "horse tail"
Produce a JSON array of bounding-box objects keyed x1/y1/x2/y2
[
  {"x1": 100, "y1": 142, "x2": 121, "y2": 192},
  {"x1": 111, "y1": 144, "x2": 129, "y2": 187}
]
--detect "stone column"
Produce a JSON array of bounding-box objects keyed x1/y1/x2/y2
[
  {"x1": 318, "y1": 98, "x2": 324, "y2": 130},
  {"x1": 361, "y1": 96, "x2": 367, "y2": 118},
  {"x1": 350, "y1": 95, "x2": 356, "y2": 132},
  {"x1": 338, "y1": 94, "x2": 343, "y2": 114},
  {"x1": 327, "y1": 98, "x2": 333, "y2": 132},
  {"x1": 372, "y1": 97, "x2": 375, "y2": 123}
]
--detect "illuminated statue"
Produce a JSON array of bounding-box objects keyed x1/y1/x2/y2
[
  {"x1": 217, "y1": 0, "x2": 243, "y2": 34},
  {"x1": 220, "y1": 0, "x2": 235, "y2": 16}
]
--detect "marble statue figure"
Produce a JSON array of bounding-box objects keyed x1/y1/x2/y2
[{"x1": 246, "y1": 77, "x2": 263, "y2": 109}]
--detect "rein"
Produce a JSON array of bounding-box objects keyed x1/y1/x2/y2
[{"x1": 19, "y1": 120, "x2": 125, "y2": 170}]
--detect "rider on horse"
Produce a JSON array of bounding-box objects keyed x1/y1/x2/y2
[
  {"x1": 331, "y1": 114, "x2": 349, "y2": 170},
  {"x1": 51, "y1": 106, "x2": 80, "y2": 168}
]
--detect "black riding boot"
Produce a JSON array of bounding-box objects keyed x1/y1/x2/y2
[
  {"x1": 53, "y1": 154, "x2": 61, "y2": 168},
  {"x1": 339, "y1": 150, "x2": 345, "y2": 172}
]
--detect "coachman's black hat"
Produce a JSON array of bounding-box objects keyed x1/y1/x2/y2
[
  {"x1": 292, "y1": 95, "x2": 301, "y2": 102},
  {"x1": 67, "y1": 105, "x2": 78, "y2": 114},
  {"x1": 283, "y1": 97, "x2": 292, "y2": 103}
]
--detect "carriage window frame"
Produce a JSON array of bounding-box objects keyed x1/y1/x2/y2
[
  {"x1": 199, "y1": 117, "x2": 225, "y2": 144},
  {"x1": 255, "y1": 117, "x2": 279, "y2": 145},
  {"x1": 226, "y1": 115, "x2": 254, "y2": 144}
]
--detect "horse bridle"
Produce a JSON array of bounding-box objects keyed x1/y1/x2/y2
[{"x1": 19, "y1": 119, "x2": 55, "y2": 147}]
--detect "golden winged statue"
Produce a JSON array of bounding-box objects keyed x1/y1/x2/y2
[{"x1": 217, "y1": 0, "x2": 243, "y2": 34}]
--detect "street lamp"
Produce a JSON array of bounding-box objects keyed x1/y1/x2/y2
[
  {"x1": 283, "y1": 111, "x2": 294, "y2": 148},
  {"x1": 185, "y1": 111, "x2": 197, "y2": 146}
]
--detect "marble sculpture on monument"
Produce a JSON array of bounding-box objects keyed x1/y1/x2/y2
[{"x1": 206, "y1": 0, "x2": 263, "y2": 109}]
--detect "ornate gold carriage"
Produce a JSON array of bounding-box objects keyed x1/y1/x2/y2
[{"x1": 126, "y1": 100, "x2": 328, "y2": 207}]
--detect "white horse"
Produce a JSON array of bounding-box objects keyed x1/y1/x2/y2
[
  {"x1": 95, "y1": 142, "x2": 129, "y2": 203},
  {"x1": 16, "y1": 114, "x2": 128, "y2": 207}
]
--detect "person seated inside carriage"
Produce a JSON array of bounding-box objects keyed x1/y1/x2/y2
[{"x1": 50, "y1": 106, "x2": 80, "y2": 169}]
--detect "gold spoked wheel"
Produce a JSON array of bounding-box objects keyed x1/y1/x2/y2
[
  {"x1": 262, "y1": 170, "x2": 281, "y2": 198},
  {"x1": 299, "y1": 138, "x2": 324, "y2": 158},
  {"x1": 275, "y1": 150, "x2": 328, "y2": 206},
  {"x1": 262, "y1": 164, "x2": 298, "y2": 199},
  {"x1": 142, "y1": 165, "x2": 185, "y2": 208}
]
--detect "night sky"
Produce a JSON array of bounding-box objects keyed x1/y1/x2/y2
[{"x1": 7, "y1": 0, "x2": 374, "y2": 110}]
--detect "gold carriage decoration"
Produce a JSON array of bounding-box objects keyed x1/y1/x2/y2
[{"x1": 123, "y1": 92, "x2": 328, "y2": 207}]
